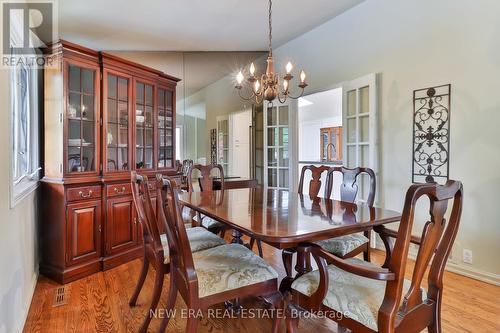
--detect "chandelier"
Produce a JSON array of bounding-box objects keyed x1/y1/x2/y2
[{"x1": 235, "y1": 0, "x2": 307, "y2": 105}]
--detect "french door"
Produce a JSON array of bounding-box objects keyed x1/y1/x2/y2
[
  {"x1": 263, "y1": 100, "x2": 298, "y2": 191},
  {"x1": 342, "y1": 73, "x2": 378, "y2": 203}
]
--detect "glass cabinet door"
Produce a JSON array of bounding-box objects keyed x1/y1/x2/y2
[
  {"x1": 106, "y1": 73, "x2": 130, "y2": 172},
  {"x1": 135, "y1": 82, "x2": 154, "y2": 169},
  {"x1": 157, "y1": 87, "x2": 174, "y2": 169},
  {"x1": 67, "y1": 64, "x2": 97, "y2": 173}
]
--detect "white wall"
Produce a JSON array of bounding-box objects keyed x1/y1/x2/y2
[
  {"x1": 205, "y1": 0, "x2": 500, "y2": 281},
  {"x1": 0, "y1": 70, "x2": 39, "y2": 332}
]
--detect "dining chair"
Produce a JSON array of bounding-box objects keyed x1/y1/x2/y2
[
  {"x1": 128, "y1": 172, "x2": 227, "y2": 333},
  {"x1": 181, "y1": 159, "x2": 194, "y2": 189},
  {"x1": 320, "y1": 166, "x2": 376, "y2": 261},
  {"x1": 188, "y1": 163, "x2": 227, "y2": 232},
  {"x1": 156, "y1": 176, "x2": 284, "y2": 333},
  {"x1": 285, "y1": 180, "x2": 463, "y2": 333},
  {"x1": 188, "y1": 163, "x2": 264, "y2": 257},
  {"x1": 282, "y1": 165, "x2": 332, "y2": 282}
]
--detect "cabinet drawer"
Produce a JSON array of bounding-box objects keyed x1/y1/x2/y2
[
  {"x1": 106, "y1": 183, "x2": 132, "y2": 197},
  {"x1": 67, "y1": 186, "x2": 102, "y2": 202}
]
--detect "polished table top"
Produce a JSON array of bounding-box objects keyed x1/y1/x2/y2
[{"x1": 178, "y1": 188, "x2": 401, "y2": 247}]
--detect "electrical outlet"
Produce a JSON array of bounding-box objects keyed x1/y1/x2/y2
[{"x1": 462, "y1": 249, "x2": 473, "y2": 264}]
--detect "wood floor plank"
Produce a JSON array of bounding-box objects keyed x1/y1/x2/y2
[{"x1": 24, "y1": 244, "x2": 500, "y2": 333}]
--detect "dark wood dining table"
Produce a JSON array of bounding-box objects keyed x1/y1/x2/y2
[{"x1": 178, "y1": 187, "x2": 402, "y2": 291}]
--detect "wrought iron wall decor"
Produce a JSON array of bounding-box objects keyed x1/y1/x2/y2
[
  {"x1": 412, "y1": 84, "x2": 451, "y2": 184},
  {"x1": 210, "y1": 129, "x2": 217, "y2": 164}
]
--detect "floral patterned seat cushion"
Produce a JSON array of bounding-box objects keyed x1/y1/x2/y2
[
  {"x1": 160, "y1": 227, "x2": 226, "y2": 264},
  {"x1": 315, "y1": 233, "x2": 369, "y2": 256},
  {"x1": 193, "y1": 214, "x2": 225, "y2": 229},
  {"x1": 192, "y1": 244, "x2": 278, "y2": 298},
  {"x1": 291, "y1": 258, "x2": 426, "y2": 331}
]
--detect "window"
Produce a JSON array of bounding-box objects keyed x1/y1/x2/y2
[
  {"x1": 10, "y1": 60, "x2": 41, "y2": 207},
  {"x1": 175, "y1": 126, "x2": 182, "y2": 160}
]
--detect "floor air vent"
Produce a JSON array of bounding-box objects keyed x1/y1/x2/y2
[{"x1": 52, "y1": 286, "x2": 68, "y2": 307}]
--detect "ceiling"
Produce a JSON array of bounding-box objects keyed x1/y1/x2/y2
[
  {"x1": 183, "y1": 52, "x2": 266, "y2": 96},
  {"x1": 58, "y1": 0, "x2": 365, "y2": 51}
]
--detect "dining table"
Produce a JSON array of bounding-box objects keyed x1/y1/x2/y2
[{"x1": 178, "y1": 187, "x2": 402, "y2": 292}]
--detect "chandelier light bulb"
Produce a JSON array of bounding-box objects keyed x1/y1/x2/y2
[
  {"x1": 300, "y1": 70, "x2": 306, "y2": 83},
  {"x1": 283, "y1": 79, "x2": 289, "y2": 91},
  {"x1": 286, "y1": 61, "x2": 293, "y2": 74},
  {"x1": 236, "y1": 71, "x2": 244, "y2": 84},
  {"x1": 250, "y1": 63, "x2": 256, "y2": 76},
  {"x1": 254, "y1": 79, "x2": 261, "y2": 92}
]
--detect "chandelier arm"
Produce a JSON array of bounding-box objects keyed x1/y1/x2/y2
[
  {"x1": 237, "y1": 87, "x2": 258, "y2": 102},
  {"x1": 277, "y1": 94, "x2": 287, "y2": 104},
  {"x1": 286, "y1": 87, "x2": 306, "y2": 100}
]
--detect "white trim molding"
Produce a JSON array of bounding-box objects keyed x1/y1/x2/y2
[{"x1": 375, "y1": 241, "x2": 500, "y2": 287}]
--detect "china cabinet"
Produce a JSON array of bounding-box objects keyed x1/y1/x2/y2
[
  {"x1": 320, "y1": 126, "x2": 342, "y2": 161},
  {"x1": 40, "y1": 40, "x2": 181, "y2": 283}
]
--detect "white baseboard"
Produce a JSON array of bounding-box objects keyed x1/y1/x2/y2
[
  {"x1": 16, "y1": 271, "x2": 39, "y2": 333},
  {"x1": 374, "y1": 243, "x2": 500, "y2": 286}
]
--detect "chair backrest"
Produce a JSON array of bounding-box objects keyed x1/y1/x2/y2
[
  {"x1": 298, "y1": 165, "x2": 331, "y2": 197},
  {"x1": 156, "y1": 175, "x2": 198, "y2": 294},
  {"x1": 182, "y1": 159, "x2": 193, "y2": 177},
  {"x1": 380, "y1": 180, "x2": 463, "y2": 329},
  {"x1": 187, "y1": 163, "x2": 224, "y2": 193},
  {"x1": 130, "y1": 171, "x2": 163, "y2": 261},
  {"x1": 325, "y1": 166, "x2": 376, "y2": 206}
]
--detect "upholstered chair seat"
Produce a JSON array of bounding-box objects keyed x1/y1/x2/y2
[
  {"x1": 291, "y1": 258, "x2": 427, "y2": 331},
  {"x1": 315, "y1": 233, "x2": 369, "y2": 257},
  {"x1": 191, "y1": 243, "x2": 278, "y2": 297},
  {"x1": 160, "y1": 227, "x2": 226, "y2": 264}
]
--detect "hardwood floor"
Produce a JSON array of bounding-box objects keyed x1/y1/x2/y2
[{"x1": 24, "y1": 238, "x2": 500, "y2": 333}]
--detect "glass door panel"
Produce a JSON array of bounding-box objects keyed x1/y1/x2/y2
[
  {"x1": 107, "y1": 73, "x2": 130, "y2": 172},
  {"x1": 264, "y1": 103, "x2": 295, "y2": 190},
  {"x1": 158, "y1": 87, "x2": 174, "y2": 169},
  {"x1": 217, "y1": 117, "x2": 229, "y2": 173},
  {"x1": 135, "y1": 82, "x2": 154, "y2": 169},
  {"x1": 67, "y1": 64, "x2": 96, "y2": 173}
]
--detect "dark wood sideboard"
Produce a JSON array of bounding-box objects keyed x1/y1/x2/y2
[{"x1": 40, "y1": 40, "x2": 182, "y2": 284}]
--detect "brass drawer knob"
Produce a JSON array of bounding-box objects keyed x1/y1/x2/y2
[
  {"x1": 113, "y1": 186, "x2": 126, "y2": 194},
  {"x1": 78, "y1": 190, "x2": 93, "y2": 198}
]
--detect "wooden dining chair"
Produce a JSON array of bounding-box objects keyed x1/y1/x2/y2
[
  {"x1": 319, "y1": 166, "x2": 376, "y2": 261},
  {"x1": 286, "y1": 180, "x2": 463, "y2": 333},
  {"x1": 128, "y1": 172, "x2": 227, "y2": 333},
  {"x1": 282, "y1": 165, "x2": 332, "y2": 284},
  {"x1": 188, "y1": 163, "x2": 264, "y2": 257},
  {"x1": 188, "y1": 163, "x2": 227, "y2": 232},
  {"x1": 156, "y1": 176, "x2": 284, "y2": 333}
]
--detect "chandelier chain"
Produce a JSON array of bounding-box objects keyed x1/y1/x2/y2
[{"x1": 268, "y1": 0, "x2": 272, "y2": 54}]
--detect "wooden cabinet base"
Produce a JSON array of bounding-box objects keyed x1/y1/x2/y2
[
  {"x1": 102, "y1": 246, "x2": 142, "y2": 271},
  {"x1": 40, "y1": 260, "x2": 102, "y2": 285}
]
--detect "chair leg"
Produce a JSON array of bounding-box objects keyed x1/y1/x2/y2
[
  {"x1": 282, "y1": 248, "x2": 295, "y2": 277},
  {"x1": 256, "y1": 240, "x2": 264, "y2": 258},
  {"x1": 140, "y1": 266, "x2": 165, "y2": 333},
  {"x1": 158, "y1": 278, "x2": 178, "y2": 333},
  {"x1": 129, "y1": 252, "x2": 149, "y2": 306},
  {"x1": 428, "y1": 291, "x2": 443, "y2": 333},
  {"x1": 262, "y1": 291, "x2": 284, "y2": 333},
  {"x1": 185, "y1": 316, "x2": 199, "y2": 333},
  {"x1": 363, "y1": 229, "x2": 372, "y2": 262},
  {"x1": 285, "y1": 304, "x2": 299, "y2": 333}
]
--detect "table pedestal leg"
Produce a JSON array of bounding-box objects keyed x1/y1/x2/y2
[
  {"x1": 279, "y1": 245, "x2": 312, "y2": 294},
  {"x1": 231, "y1": 229, "x2": 244, "y2": 245}
]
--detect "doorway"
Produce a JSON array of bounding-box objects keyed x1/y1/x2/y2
[{"x1": 229, "y1": 109, "x2": 252, "y2": 178}]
